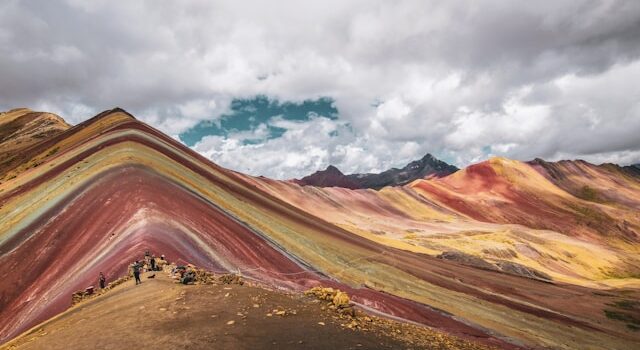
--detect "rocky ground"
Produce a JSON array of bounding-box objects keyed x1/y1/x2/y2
[{"x1": 2, "y1": 271, "x2": 496, "y2": 350}]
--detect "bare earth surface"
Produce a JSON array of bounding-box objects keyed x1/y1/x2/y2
[{"x1": 2, "y1": 272, "x2": 493, "y2": 350}]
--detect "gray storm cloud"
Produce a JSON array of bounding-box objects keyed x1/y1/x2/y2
[{"x1": 1, "y1": 0, "x2": 639, "y2": 178}]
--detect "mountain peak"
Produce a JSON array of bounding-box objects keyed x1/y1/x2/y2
[
  {"x1": 324, "y1": 165, "x2": 344, "y2": 174},
  {"x1": 93, "y1": 107, "x2": 137, "y2": 121},
  {"x1": 296, "y1": 164, "x2": 359, "y2": 189},
  {"x1": 297, "y1": 153, "x2": 458, "y2": 190},
  {"x1": 421, "y1": 153, "x2": 435, "y2": 161}
]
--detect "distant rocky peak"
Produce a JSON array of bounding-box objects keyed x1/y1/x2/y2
[
  {"x1": 296, "y1": 153, "x2": 458, "y2": 190},
  {"x1": 323, "y1": 165, "x2": 344, "y2": 174}
]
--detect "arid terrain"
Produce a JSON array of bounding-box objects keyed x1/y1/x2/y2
[
  {"x1": 1, "y1": 272, "x2": 493, "y2": 350},
  {"x1": 1, "y1": 108, "x2": 639, "y2": 349}
]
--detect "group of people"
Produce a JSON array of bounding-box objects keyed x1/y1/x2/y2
[
  {"x1": 130, "y1": 250, "x2": 169, "y2": 284},
  {"x1": 97, "y1": 250, "x2": 170, "y2": 288}
]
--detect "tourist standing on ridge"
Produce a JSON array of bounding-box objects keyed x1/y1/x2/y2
[
  {"x1": 157, "y1": 254, "x2": 168, "y2": 271},
  {"x1": 132, "y1": 261, "x2": 142, "y2": 285},
  {"x1": 99, "y1": 272, "x2": 106, "y2": 289},
  {"x1": 150, "y1": 255, "x2": 156, "y2": 271}
]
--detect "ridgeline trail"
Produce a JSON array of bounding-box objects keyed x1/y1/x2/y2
[{"x1": 2, "y1": 271, "x2": 494, "y2": 350}]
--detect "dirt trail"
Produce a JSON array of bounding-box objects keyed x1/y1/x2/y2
[{"x1": 2, "y1": 272, "x2": 495, "y2": 350}]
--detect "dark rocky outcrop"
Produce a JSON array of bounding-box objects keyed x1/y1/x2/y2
[
  {"x1": 623, "y1": 164, "x2": 640, "y2": 178},
  {"x1": 494, "y1": 261, "x2": 553, "y2": 282},
  {"x1": 436, "y1": 251, "x2": 498, "y2": 271},
  {"x1": 294, "y1": 165, "x2": 360, "y2": 189},
  {"x1": 437, "y1": 251, "x2": 553, "y2": 282}
]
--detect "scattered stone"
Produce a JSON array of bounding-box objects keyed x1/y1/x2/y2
[
  {"x1": 346, "y1": 320, "x2": 359, "y2": 329},
  {"x1": 306, "y1": 286, "x2": 357, "y2": 319},
  {"x1": 219, "y1": 274, "x2": 244, "y2": 285},
  {"x1": 193, "y1": 268, "x2": 217, "y2": 284},
  {"x1": 332, "y1": 291, "x2": 350, "y2": 308},
  {"x1": 226, "y1": 320, "x2": 235, "y2": 325},
  {"x1": 338, "y1": 306, "x2": 356, "y2": 318},
  {"x1": 305, "y1": 287, "x2": 337, "y2": 301},
  {"x1": 318, "y1": 322, "x2": 325, "y2": 326}
]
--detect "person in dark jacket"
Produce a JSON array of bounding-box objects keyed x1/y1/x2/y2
[
  {"x1": 181, "y1": 269, "x2": 196, "y2": 284},
  {"x1": 150, "y1": 256, "x2": 156, "y2": 271},
  {"x1": 132, "y1": 261, "x2": 142, "y2": 285},
  {"x1": 99, "y1": 272, "x2": 106, "y2": 289}
]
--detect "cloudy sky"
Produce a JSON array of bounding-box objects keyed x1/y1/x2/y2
[{"x1": 1, "y1": 0, "x2": 640, "y2": 179}]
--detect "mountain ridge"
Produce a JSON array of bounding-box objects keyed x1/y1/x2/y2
[
  {"x1": 1, "y1": 108, "x2": 640, "y2": 350},
  {"x1": 296, "y1": 153, "x2": 459, "y2": 190}
]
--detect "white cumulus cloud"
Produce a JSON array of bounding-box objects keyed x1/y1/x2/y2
[{"x1": 1, "y1": 0, "x2": 639, "y2": 178}]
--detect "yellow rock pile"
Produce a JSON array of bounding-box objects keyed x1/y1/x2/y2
[
  {"x1": 193, "y1": 268, "x2": 217, "y2": 284},
  {"x1": 218, "y1": 273, "x2": 244, "y2": 285},
  {"x1": 305, "y1": 286, "x2": 357, "y2": 319}
]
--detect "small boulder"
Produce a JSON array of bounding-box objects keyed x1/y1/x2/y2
[
  {"x1": 338, "y1": 306, "x2": 356, "y2": 318},
  {"x1": 332, "y1": 291, "x2": 350, "y2": 308}
]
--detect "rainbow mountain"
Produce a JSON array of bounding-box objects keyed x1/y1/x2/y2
[{"x1": 1, "y1": 108, "x2": 639, "y2": 349}]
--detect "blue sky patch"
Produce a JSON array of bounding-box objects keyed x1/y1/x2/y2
[{"x1": 180, "y1": 96, "x2": 338, "y2": 146}]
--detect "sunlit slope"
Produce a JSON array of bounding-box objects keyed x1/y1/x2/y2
[
  {"x1": 530, "y1": 158, "x2": 640, "y2": 209},
  {"x1": 244, "y1": 157, "x2": 640, "y2": 288},
  {"x1": 416, "y1": 157, "x2": 639, "y2": 240},
  {"x1": 412, "y1": 158, "x2": 640, "y2": 283},
  {"x1": 1, "y1": 109, "x2": 639, "y2": 349},
  {"x1": 0, "y1": 108, "x2": 70, "y2": 180},
  {"x1": 1, "y1": 110, "x2": 515, "y2": 348}
]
